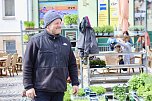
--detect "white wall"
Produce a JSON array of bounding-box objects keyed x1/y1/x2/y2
[
  {"x1": 78, "y1": 0, "x2": 97, "y2": 27},
  {"x1": 0, "y1": 0, "x2": 28, "y2": 34}
]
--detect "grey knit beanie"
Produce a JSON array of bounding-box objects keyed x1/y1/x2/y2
[{"x1": 43, "y1": 11, "x2": 62, "y2": 28}]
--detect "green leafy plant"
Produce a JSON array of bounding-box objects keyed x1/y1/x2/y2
[
  {"x1": 24, "y1": 21, "x2": 30, "y2": 29},
  {"x1": 90, "y1": 58, "x2": 106, "y2": 67},
  {"x1": 113, "y1": 85, "x2": 127, "y2": 101},
  {"x1": 40, "y1": 20, "x2": 44, "y2": 28},
  {"x1": 64, "y1": 83, "x2": 72, "y2": 101},
  {"x1": 103, "y1": 25, "x2": 114, "y2": 33},
  {"x1": 129, "y1": 25, "x2": 144, "y2": 31},
  {"x1": 78, "y1": 88, "x2": 85, "y2": 97},
  {"x1": 93, "y1": 27, "x2": 105, "y2": 34},
  {"x1": 129, "y1": 73, "x2": 152, "y2": 101},
  {"x1": 24, "y1": 21, "x2": 35, "y2": 29},
  {"x1": 29, "y1": 21, "x2": 35, "y2": 28},
  {"x1": 23, "y1": 34, "x2": 29, "y2": 42},
  {"x1": 90, "y1": 86, "x2": 106, "y2": 95},
  {"x1": 64, "y1": 14, "x2": 78, "y2": 25}
]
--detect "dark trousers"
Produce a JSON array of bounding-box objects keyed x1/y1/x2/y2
[{"x1": 34, "y1": 91, "x2": 64, "y2": 101}]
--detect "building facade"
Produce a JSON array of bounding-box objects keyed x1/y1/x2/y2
[{"x1": 0, "y1": 0, "x2": 32, "y2": 55}]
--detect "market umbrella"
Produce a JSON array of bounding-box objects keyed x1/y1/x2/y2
[{"x1": 118, "y1": 0, "x2": 129, "y2": 32}]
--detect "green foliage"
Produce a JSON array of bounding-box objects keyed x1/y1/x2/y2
[
  {"x1": 40, "y1": 20, "x2": 44, "y2": 28},
  {"x1": 90, "y1": 59, "x2": 106, "y2": 66},
  {"x1": 23, "y1": 34, "x2": 29, "y2": 42},
  {"x1": 64, "y1": 14, "x2": 78, "y2": 25},
  {"x1": 129, "y1": 25, "x2": 144, "y2": 31},
  {"x1": 112, "y1": 85, "x2": 127, "y2": 101},
  {"x1": 90, "y1": 86, "x2": 106, "y2": 95},
  {"x1": 129, "y1": 73, "x2": 152, "y2": 101},
  {"x1": 93, "y1": 26, "x2": 114, "y2": 34},
  {"x1": 64, "y1": 83, "x2": 72, "y2": 101},
  {"x1": 103, "y1": 25, "x2": 114, "y2": 33},
  {"x1": 64, "y1": 91, "x2": 71, "y2": 101},
  {"x1": 24, "y1": 21, "x2": 35, "y2": 29},
  {"x1": 143, "y1": 91, "x2": 152, "y2": 101},
  {"x1": 93, "y1": 27, "x2": 105, "y2": 33},
  {"x1": 128, "y1": 75, "x2": 145, "y2": 91},
  {"x1": 77, "y1": 88, "x2": 85, "y2": 97}
]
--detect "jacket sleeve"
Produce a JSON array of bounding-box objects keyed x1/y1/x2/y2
[
  {"x1": 68, "y1": 46, "x2": 79, "y2": 86},
  {"x1": 23, "y1": 37, "x2": 38, "y2": 90}
]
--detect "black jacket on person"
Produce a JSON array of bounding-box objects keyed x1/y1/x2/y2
[{"x1": 23, "y1": 29, "x2": 79, "y2": 92}]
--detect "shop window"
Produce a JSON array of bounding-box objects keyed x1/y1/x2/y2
[{"x1": 2, "y1": 0, "x2": 15, "y2": 19}]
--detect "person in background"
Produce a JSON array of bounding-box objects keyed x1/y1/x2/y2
[
  {"x1": 116, "y1": 35, "x2": 133, "y2": 71},
  {"x1": 23, "y1": 11, "x2": 79, "y2": 101},
  {"x1": 114, "y1": 44, "x2": 124, "y2": 73},
  {"x1": 107, "y1": 37, "x2": 117, "y2": 51},
  {"x1": 123, "y1": 31, "x2": 133, "y2": 46}
]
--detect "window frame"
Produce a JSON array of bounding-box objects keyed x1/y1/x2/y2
[{"x1": 2, "y1": 0, "x2": 15, "y2": 20}]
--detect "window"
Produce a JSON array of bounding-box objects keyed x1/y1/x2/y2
[
  {"x1": 3, "y1": 40, "x2": 16, "y2": 54},
  {"x1": 2, "y1": 0, "x2": 15, "y2": 19}
]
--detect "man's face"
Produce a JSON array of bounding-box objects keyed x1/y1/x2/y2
[{"x1": 47, "y1": 19, "x2": 62, "y2": 35}]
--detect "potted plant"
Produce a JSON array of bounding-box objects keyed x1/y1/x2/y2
[
  {"x1": 103, "y1": 25, "x2": 114, "y2": 36},
  {"x1": 23, "y1": 34, "x2": 29, "y2": 43},
  {"x1": 90, "y1": 86, "x2": 106, "y2": 95},
  {"x1": 29, "y1": 21, "x2": 35, "y2": 29},
  {"x1": 90, "y1": 57, "x2": 106, "y2": 68},
  {"x1": 24, "y1": 21, "x2": 30, "y2": 30},
  {"x1": 93, "y1": 27, "x2": 105, "y2": 36},
  {"x1": 128, "y1": 73, "x2": 152, "y2": 101},
  {"x1": 113, "y1": 84, "x2": 129, "y2": 101},
  {"x1": 63, "y1": 14, "x2": 78, "y2": 28},
  {"x1": 128, "y1": 25, "x2": 144, "y2": 36},
  {"x1": 24, "y1": 21, "x2": 35, "y2": 30}
]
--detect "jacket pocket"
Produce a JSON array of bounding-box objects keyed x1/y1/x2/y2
[
  {"x1": 38, "y1": 50, "x2": 55, "y2": 67},
  {"x1": 35, "y1": 67, "x2": 68, "y2": 92}
]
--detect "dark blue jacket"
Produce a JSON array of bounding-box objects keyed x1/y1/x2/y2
[{"x1": 23, "y1": 29, "x2": 79, "y2": 92}]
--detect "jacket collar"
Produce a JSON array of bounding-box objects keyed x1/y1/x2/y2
[{"x1": 44, "y1": 29, "x2": 61, "y2": 40}]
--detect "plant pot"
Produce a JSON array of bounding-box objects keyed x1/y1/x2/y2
[
  {"x1": 90, "y1": 65, "x2": 105, "y2": 68},
  {"x1": 71, "y1": 95, "x2": 88, "y2": 101}
]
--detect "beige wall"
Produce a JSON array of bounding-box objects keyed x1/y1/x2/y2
[
  {"x1": 0, "y1": 35, "x2": 22, "y2": 56},
  {"x1": 78, "y1": 0, "x2": 97, "y2": 27}
]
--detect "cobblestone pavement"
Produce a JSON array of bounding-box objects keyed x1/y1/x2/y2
[{"x1": 0, "y1": 72, "x2": 24, "y2": 101}]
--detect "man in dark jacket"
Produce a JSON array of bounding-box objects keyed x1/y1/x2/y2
[{"x1": 23, "y1": 11, "x2": 79, "y2": 101}]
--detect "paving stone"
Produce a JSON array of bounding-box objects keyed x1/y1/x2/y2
[{"x1": 0, "y1": 72, "x2": 24, "y2": 101}]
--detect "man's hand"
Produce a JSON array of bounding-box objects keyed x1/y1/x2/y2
[
  {"x1": 73, "y1": 85, "x2": 79, "y2": 95},
  {"x1": 26, "y1": 88, "x2": 37, "y2": 99}
]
